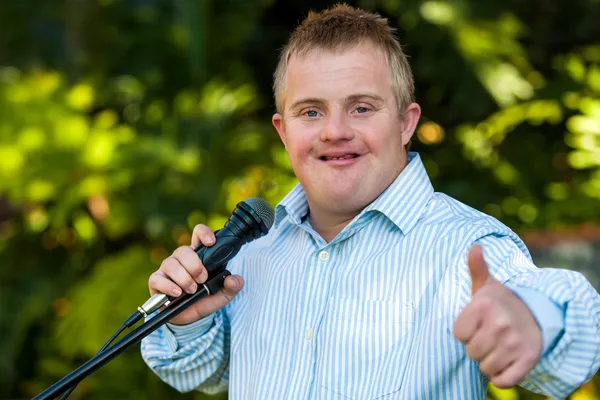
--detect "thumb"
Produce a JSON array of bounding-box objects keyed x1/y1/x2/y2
[
  {"x1": 468, "y1": 244, "x2": 491, "y2": 294},
  {"x1": 202, "y1": 275, "x2": 244, "y2": 313},
  {"x1": 184, "y1": 275, "x2": 244, "y2": 324}
]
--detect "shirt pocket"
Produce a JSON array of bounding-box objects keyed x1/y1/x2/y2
[{"x1": 317, "y1": 297, "x2": 415, "y2": 399}]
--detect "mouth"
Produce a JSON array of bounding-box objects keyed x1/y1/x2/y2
[
  {"x1": 317, "y1": 153, "x2": 363, "y2": 167},
  {"x1": 319, "y1": 153, "x2": 360, "y2": 161}
]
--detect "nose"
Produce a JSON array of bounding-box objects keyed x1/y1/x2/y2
[{"x1": 320, "y1": 111, "x2": 355, "y2": 142}]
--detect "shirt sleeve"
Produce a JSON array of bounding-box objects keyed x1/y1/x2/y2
[
  {"x1": 472, "y1": 235, "x2": 600, "y2": 399},
  {"x1": 508, "y1": 286, "x2": 565, "y2": 355},
  {"x1": 140, "y1": 310, "x2": 230, "y2": 394}
]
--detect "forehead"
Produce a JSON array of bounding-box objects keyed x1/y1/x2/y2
[{"x1": 283, "y1": 43, "x2": 393, "y2": 107}]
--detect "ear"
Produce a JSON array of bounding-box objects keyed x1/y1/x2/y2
[
  {"x1": 272, "y1": 113, "x2": 287, "y2": 148},
  {"x1": 400, "y1": 103, "x2": 421, "y2": 146}
]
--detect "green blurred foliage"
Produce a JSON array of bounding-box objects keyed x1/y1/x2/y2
[{"x1": 0, "y1": 0, "x2": 599, "y2": 399}]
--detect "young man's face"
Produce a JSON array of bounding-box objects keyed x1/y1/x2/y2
[{"x1": 272, "y1": 42, "x2": 420, "y2": 217}]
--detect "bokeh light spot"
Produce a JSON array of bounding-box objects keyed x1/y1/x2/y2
[{"x1": 418, "y1": 122, "x2": 445, "y2": 145}]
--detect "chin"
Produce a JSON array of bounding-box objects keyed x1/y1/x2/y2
[
  {"x1": 326, "y1": 192, "x2": 370, "y2": 212},
  {"x1": 304, "y1": 177, "x2": 371, "y2": 209}
]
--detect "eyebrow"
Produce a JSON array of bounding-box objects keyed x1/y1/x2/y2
[
  {"x1": 289, "y1": 97, "x2": 326, "y2": 111},
  {"x1": 288, "y1": 93, "x2": 386, "y2": 111},
  {"x1": 345, "y1": 93, "x2": 385, "y2": 104}
]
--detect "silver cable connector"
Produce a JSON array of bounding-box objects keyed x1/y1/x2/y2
[{"x1": 137, "y1": 293, "x2": 171, "y2": 317}]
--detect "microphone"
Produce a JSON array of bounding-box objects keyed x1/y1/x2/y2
[{"x1": 130, "y1": 197, "x2": 275, "y2": 324}]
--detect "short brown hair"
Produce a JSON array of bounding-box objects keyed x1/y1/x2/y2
[{"x1": 273, "y1": 3, "x2": 415, "y2": 116}]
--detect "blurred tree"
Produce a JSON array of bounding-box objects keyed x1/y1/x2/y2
[{"x1": 0, "y1": 0, "x2": 599, "y2": 399}]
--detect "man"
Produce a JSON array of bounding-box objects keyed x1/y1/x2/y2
[{"x1": 141, "y1": 5, "x2": 600, "y2": 399}]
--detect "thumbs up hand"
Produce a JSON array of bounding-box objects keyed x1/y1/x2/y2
[{"x1": 453, "y1": 245, "x2": 543, "y2": 388}]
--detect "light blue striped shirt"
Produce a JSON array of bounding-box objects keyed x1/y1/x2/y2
[{"x1": 141, "y1": 152, "x2": 600, "y2": 399}]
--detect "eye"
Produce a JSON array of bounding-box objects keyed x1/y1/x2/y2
[
  {"x1": 302, "y1": 109, "x2": 321, "y2": 118},
  {"x1": 352, "y1": 105, "x2": 372, "y2": 114}
]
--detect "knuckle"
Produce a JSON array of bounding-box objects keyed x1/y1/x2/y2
[
  {"x1": 493, "y1": 314, "x2": 511, "y2": 332},
  {"x1": 453, "y1": 326, "x2": 467, "y2": 343},
  {"x1": 160, "y1": 256, "x2": 178, "y2": 273},
  {"x1": 160, "y1": 254, "x2": 174, "y2": 268},
  {"x1": 452, "y1": 314, "x2": 466, "y2": 333},
  {"x1": 148, "y1": 272, "x2": 160, "y2": 287},
  {"x1": 476, "y1": 296, "x2": 494, "y2": 312},
  {"x1": 175, "y1": 247, "x2": 202, "y2": 269},
  {"x1": 149, "y1": 271, "x2": 172, "y2": 292},
  {"x1": 186, "y1": 258, "x2": 203, "y2": 274},
  {"x1": 503, "y1": 334, "x2": 521, "y2": 351},
  {"x1": 172, "y1": 245, "x2": 191, "y2": 259},
  {"x1": 465, "y1": 342, "x2": 477, "y2": 359},
  {"x1": 479, "y1": 360, "x2": 492, "y2": 376}
]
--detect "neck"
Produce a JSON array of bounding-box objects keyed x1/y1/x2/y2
[{"x1": 308, "y1": 206, "x2": 361, "y2": 243}]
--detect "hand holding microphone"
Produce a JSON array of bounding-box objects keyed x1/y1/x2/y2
[
  {"x1": 146, "y1": 197, "x2": 274, "y2": 326},
  {"x1": 149, "y1": 225, "x2": 244, "y2": 325}
]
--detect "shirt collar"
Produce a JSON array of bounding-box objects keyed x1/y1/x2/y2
[
  {"x1": 274, "y1": 152, "x2": 434, "y2": 235},
  {"x1": 274, "y1": 181, "x2": 309, "y2": 228}
]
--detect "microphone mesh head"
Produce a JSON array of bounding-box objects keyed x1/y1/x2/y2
[{"x1": 242, "y1": 197, "x2": 275, "y2": 229}]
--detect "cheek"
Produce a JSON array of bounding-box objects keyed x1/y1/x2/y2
[
  {"x1": 367, "y1": 129, "x2": 404, "y2": 155},
  {"x1": 285, "y1": 126, "x2": 318, "y2": 160},
  {"x1": 287, "y1": 140, "x2": 310, "y2": 161},
  {"x1": 284, "y1": 142, "x2": 313, "y2": 176}
]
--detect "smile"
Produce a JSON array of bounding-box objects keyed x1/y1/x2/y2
[
  {"x1": 319, "y1": 154, "x2": 359, "y2": 161},
  {"x1": 318, "y1": 153, "x2": 363, "y2": 166}
]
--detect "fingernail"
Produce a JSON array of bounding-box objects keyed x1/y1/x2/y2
[
  {"x1": 172, "y1": 287, "x2": 182, "y2": 296},
  {"x1": 231, "y1": 277, "x2": 239, "y2": 290},
  {"x1": 187, "y1": 284, "x2": 197, "y2": 293},
  {"x1": 198, "y1": 271, "x2": 207, "y2": 283},
  {"x1": 204, "y1": 235, "x2": 215, "y2": 244}
]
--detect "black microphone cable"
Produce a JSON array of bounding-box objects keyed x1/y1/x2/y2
[{"x1": 58, "y1": 324, "x2": 128, "y2": 400}]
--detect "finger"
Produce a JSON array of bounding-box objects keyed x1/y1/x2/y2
[
  {"x1": 148, "y1": 270, "x2": 183, "y2": 297},
  {"x1": 172, "y1": 245, "x2": 207, "y2": 283},
  {"x1": 160, "y1": 256, "x2": 198, "y2": 294},
  {"x1": 465, "y1": 321, "x2": 497, "y2": 361},
  {"x1": 191, "y1": 224, "x2": 216, "y2": 250},
  {"x1": 205, "y1": 274, "x2": 244, "y2": 311},
  {"x1": 479, "y1": 348, "x2": 515, "y2": 378},
  {"x1": 468, "y1": 244, "x2": 491, "y2": 294},
  {"x1": 179, "y1": 275, "x2": 245, "y2": 323},
  {"x1": 490, "y1": 359, "x2": 528, "y2": 388},
  {"x1": 453, "y1": 298, "x2": 491, "y2": 343},
  {"x1": 491, "y1": 345, "x2": 540, "y2": 388}
]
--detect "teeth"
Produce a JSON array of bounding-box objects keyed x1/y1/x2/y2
[{"x1": 326, "y1": 154, "x2": 355, "y2": 160}]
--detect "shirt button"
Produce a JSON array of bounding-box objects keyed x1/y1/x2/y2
[
  {"x1": 318, "y1": 250, "x2": 329, "y2": 262},
  {"x1": 305, "y1": 329, "x2": 314, "y2": 340}
]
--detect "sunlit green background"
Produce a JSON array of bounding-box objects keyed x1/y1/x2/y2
[{"x1": 1, "y1": 0, "x2": 599, "y2": 399}]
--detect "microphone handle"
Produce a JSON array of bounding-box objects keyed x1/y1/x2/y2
[
  {"x1": 33, "y1": 269, "x2": 231, "y2": 400},
  {"x1": 196, "y1": 229, "x2": 242, "y2": 274}
]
